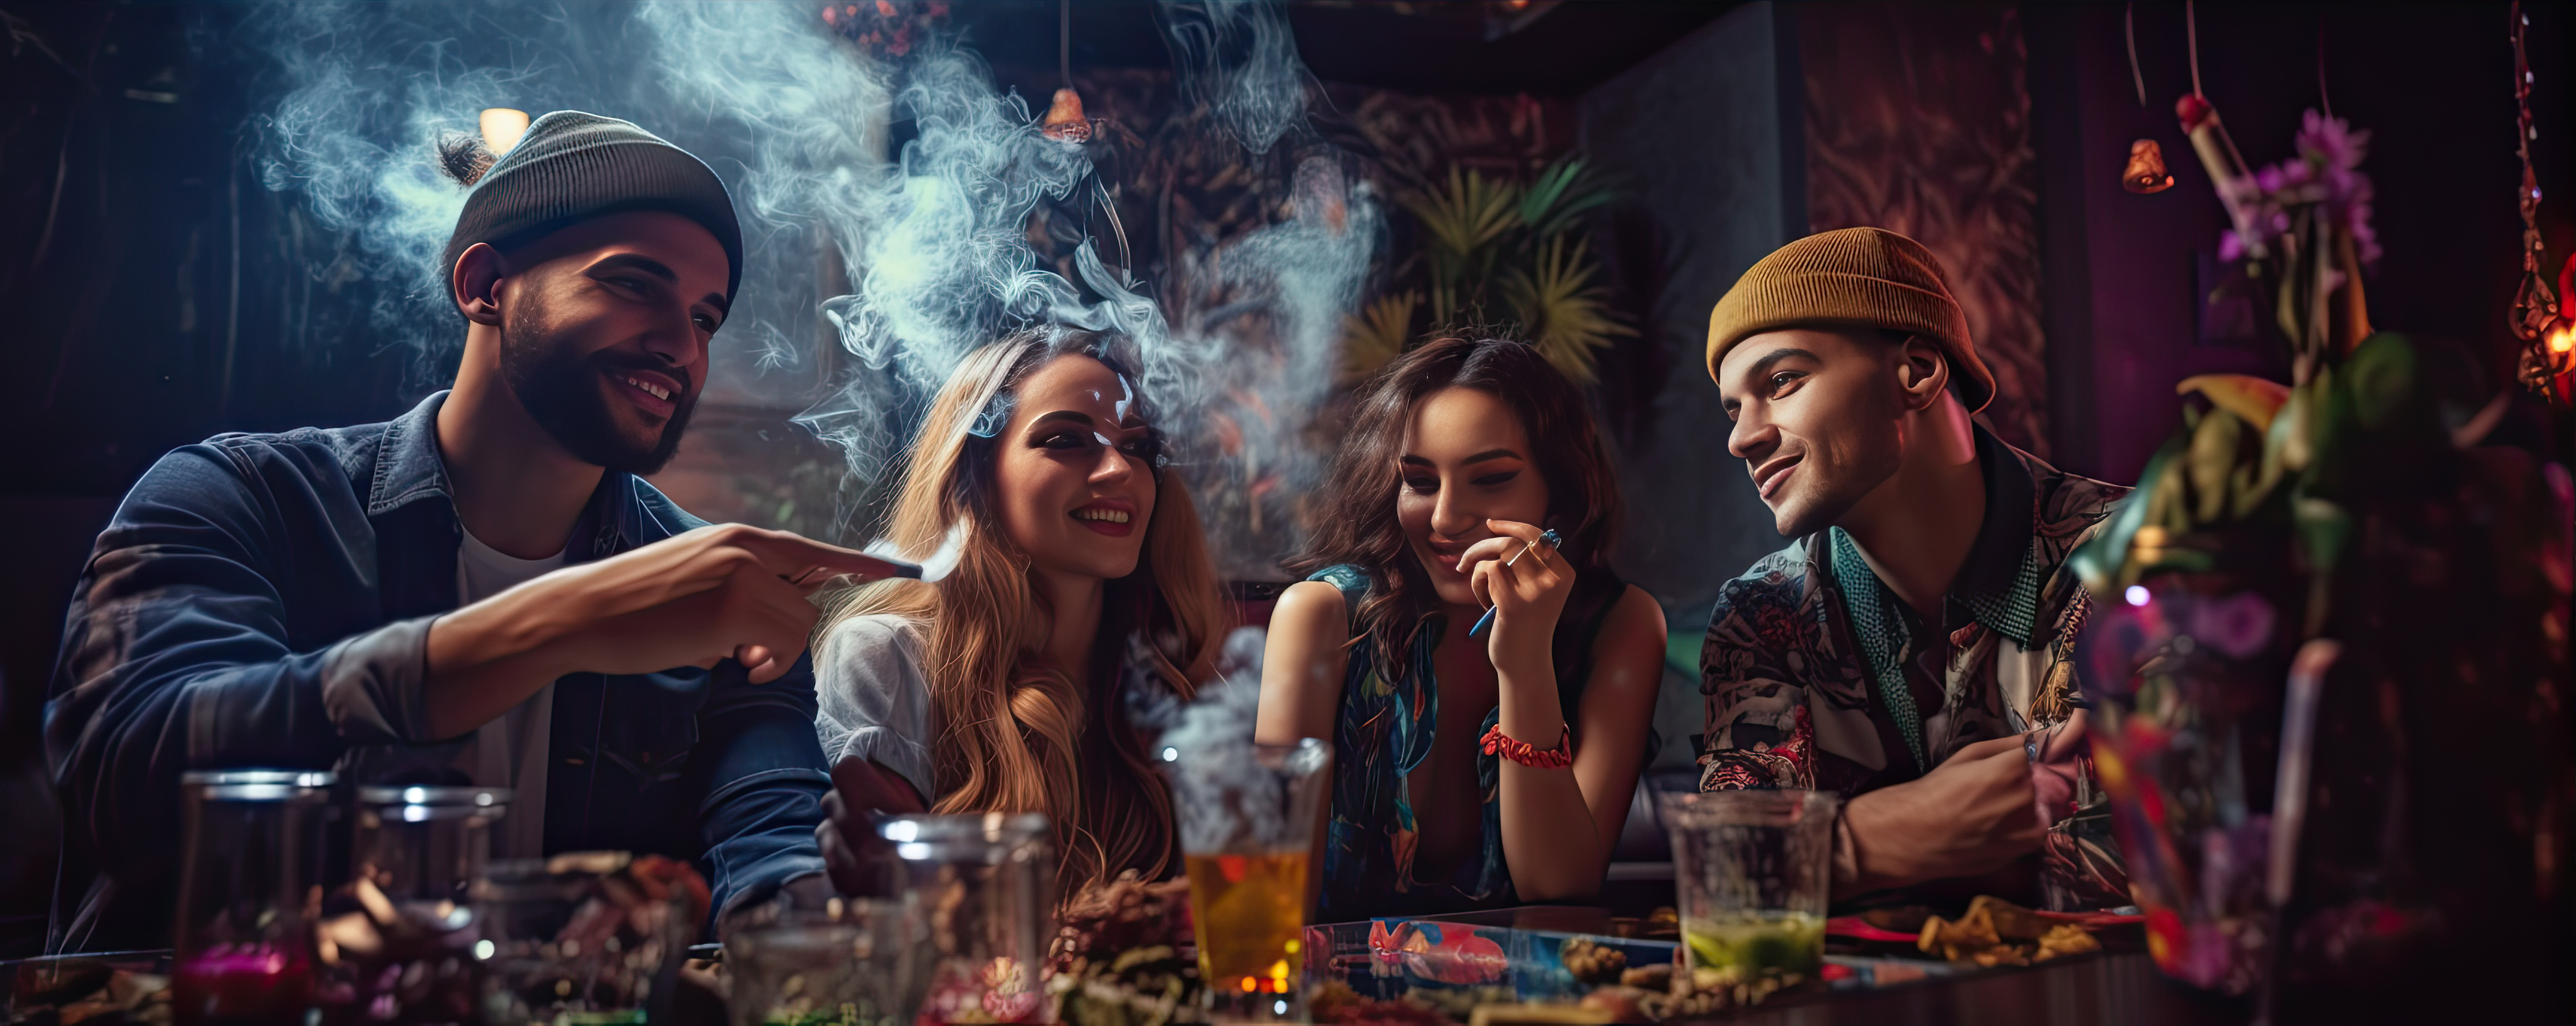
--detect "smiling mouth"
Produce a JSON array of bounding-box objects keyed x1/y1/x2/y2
[
  {"x1": 1424, "y1": 541, "x2": 1478, "y2": 573},
  {"x1": 610, "y1": 370, "x2": 681, "y2": 419},
  {"x1": 1072, "y1": 503, "x2": 1136, "y2": 536},
  {"x1": 1755, "y1": 455, "x2": 1802, "y2": 501}
]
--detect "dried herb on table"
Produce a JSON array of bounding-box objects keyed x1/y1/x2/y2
[{"x1": 1048, "y1": 871, "x2": 1203, "y2": 1026}]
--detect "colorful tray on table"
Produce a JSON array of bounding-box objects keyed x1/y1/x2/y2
[
  {"x1": 1304, "y1": 917, "x2": 1966, "y2": 1004},
  {"x1": 1307, "y1": 906, "x2": 2143, "y2": 1010}
]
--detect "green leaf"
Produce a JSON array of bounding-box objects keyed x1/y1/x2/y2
[
  {"x1": 2293, "y1": 496, "x2": 2353, "y2": 572},
  {"x1": 1500, "y1": 235, "x2": 1632, "y2": 383},
  {"x1": 1401, "y1": 166, "x2": 1521, "y2": 260},
  {"x1": 2185, "y1": 408, "x2": 2244, "y2": 526},
  {"x1": 1516, "y1": 157, "x2": 1615, "y2": 239},
  {"x1": 2071, "y1": 429, "x2": 2188, "y2": 599},
  {"x1": 2343, "y1": 331, "x2": 2418, "y2": 432},
  {"x1": 1339, "y1": 290, "x2": 1419, "y2": 382}
]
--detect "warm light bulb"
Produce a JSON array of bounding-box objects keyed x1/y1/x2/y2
[
  {"x1": 2549, "y1": 324, "x2": 2575, "y2": 354},
  {"x1": 480, "y1": 108, "x2": 531, "y2": 154}
]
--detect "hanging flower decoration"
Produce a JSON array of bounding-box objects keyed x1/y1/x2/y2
[{"x1": 2217, "y1": 110, "x2": 2378, "y2": 268}]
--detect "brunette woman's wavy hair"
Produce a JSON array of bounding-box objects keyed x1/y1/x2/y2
[
  {"x1": 1287, "y1": 337, "x2": 1627, "y2": 718},
  {"x1": 821, "y1": 327, "x2": 1228, "y2": 894}
]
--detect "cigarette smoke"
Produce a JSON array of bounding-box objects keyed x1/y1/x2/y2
[
  {"x1": 237, "y1": 0, "x2": 1377, "y2": 570},
  {"x1": 1160, "y1": 0, "x2": 1312, "y2": 156},
  {"x1": 236, "y1": 1, "x2": 875, "y2": 404},
  {"x1": 1152, "y1": 627, "x2": 1330, "y2": 855}
]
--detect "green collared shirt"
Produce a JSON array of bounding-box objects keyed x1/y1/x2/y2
[{"x1": 1826, "y1": 425, "x2": 2047, "y2": 774}]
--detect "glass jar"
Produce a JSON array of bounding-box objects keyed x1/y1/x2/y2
[
  {"x1": 312, "y1": 785, "x2": 510, "y2": 1025},
  {"x1": 723, "y1": 893, "x2": 928, "y2": 1026},
  {"x1": 877, "y1": 813, "x2": 1055, "y2": 1024},
  {"x1": 473, "y1": 852, "x2": 694, "y2": 1026},
  {"x1": 172, "y1": 769, "x2": 336, "y2": 1026}
]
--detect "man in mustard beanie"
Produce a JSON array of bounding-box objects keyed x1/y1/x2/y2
[{"x1": 1695, "y1": 227, "x2": 2131, "y2": 908}]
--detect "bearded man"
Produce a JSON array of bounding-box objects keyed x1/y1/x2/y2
[
  {"x1": 45, "y1": 112, "x2": 893, "y2": 949},
  {"x1": 1698, "y1": 227, "x2": 2131, "y2": 908}
]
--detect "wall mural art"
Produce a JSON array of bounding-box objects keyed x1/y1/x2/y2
[{"x1": 1802, "y1": 2, "x2": 2051, "y2": 459}]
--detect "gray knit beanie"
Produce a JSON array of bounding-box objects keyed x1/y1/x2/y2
[{"x1": 440, "y1": 111, "x2": 743, "y2": 301}]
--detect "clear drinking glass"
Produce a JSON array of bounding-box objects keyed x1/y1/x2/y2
[
  {"x1": 172, "y1": 770, "x2": 337, "y2": 1026},
  {"x1": 1657, "y1": 790, "x2": 1838, "y2": 982},
  {"x1": 472, "y1": 853, "x2": 692, "y2": 1025},
  {"x1": 875, "y1": 813, "x2": 1055, "y2": 1025},
  {"x1": 1172, "y1": 738, "x2": 1331, "y2": 1025},
  {"x1": 313, "y1": 786, "x2": 511, "y2": 1025},
  {"x1": 723, "y1": 895, "x2": 928, "y2": 1026}
]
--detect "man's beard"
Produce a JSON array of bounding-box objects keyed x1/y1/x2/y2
[{"x1": 498, "y1": 306, "x2": 694, "y2": 475}]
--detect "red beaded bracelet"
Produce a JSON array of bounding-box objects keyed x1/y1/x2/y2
[{"x1": 1481, "y1": 723, "x2": 1576, "y2": 769}]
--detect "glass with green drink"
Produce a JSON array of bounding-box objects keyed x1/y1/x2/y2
[{"x1": 1656, "y1": 790, "x2": 1838, "y2": 983}]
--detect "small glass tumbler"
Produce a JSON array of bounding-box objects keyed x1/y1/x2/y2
[
  {"x1": 314, "y1": 786, "x2": 511, "y2": 1025},
  {"x1": 472, "y1": 853, "x2": 693, "y2": 1025},
  {"x1": 1657, "y1": 790, "x2": 1839, "y2": 983},
  {"x1": 172, "y1": 769, "x2": 337, "y2": 1026},
  {"x1": 723, "y1": 895, "x2": 928, "y2": 1026},
  {"x1": 875, "y1": 813, "x2": 1055, "y2": 1025},
  {"x1": 1171, "y1": 738, "x2": 1331, "y2": 1025}
]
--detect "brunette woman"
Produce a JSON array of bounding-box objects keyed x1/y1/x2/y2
[
  {"x1": 1258, "y1": 337, "x2": 1665, "y2": 919},
  {"x1": 811, "y1": 327, "x2": 1229, "y2": 895}
]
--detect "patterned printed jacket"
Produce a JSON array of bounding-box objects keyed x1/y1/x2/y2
[{"x1": 1696, "y1": 428, "x2": 2130, "y2": 905}]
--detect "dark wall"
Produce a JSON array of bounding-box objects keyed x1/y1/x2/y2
[
  {"x1": 2, "y1": 3, "x2": 430, "y2": 954},
  {"x1": 2029, "y1": 1, "x2": 2571, "y2": 482}
]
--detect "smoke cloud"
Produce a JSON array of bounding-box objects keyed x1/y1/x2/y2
[
  {"x1": 1160, "y1": 0, "x2": 1313, "y2": 156},
  {"x1": 239, "y1": 0, "x2": 1377, "y2": 569},
  {"x1": 1153, "y1": 627, "x2": 1330, "y2": 855}
]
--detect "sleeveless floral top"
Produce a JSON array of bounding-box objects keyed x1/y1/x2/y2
[{"x1": 1308, "y1": 564, "x2": 1620, "y2": 921}]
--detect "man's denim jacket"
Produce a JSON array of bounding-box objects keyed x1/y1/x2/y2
[{"x1": 44, "y1": 391, "x2": 828, "y2": 949}]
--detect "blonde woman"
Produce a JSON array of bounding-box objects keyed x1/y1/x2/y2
[{"x1": 811, "y1": 327, "x2": 1229, "y2": 894}]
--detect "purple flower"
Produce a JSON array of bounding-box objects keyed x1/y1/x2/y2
[
  {"x1": 2351, "y1": 216, "x2": 2383, "y2": 265},
  {"x1": 2296, "y1": 109, "x2": 2370, "y2": 173},
  {"x1": 2187, "y1": 592, "x2": 2276, "y2": 659},
  {"x1": 2219, "y1": 230, "x2": 2247, "y2": 262},
  {"x1": 2179, "y1": 922, "x2": 2237, "y2": 988}
]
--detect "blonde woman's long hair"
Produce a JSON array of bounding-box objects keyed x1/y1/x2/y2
[{"x1": 824, "y1": 327, "x2": 1228, "y2": 893}]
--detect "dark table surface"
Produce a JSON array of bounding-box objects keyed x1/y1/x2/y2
[
  {"x1": 14, "y1": 928, "x2": 2260, "y2": 1026},
  {"x1": 1705, "y1": 952, "x2": 2247, "y2": 1026}
]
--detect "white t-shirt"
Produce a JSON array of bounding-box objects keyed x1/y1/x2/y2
[
  {"x1": 453, "y1": 526, "x2": 568, "y2": 860},
  {"x1": 813, "y1": 613, "x2": 937, "y2": 805}
]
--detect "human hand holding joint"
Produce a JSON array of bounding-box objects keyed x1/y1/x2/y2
[{"x1": 424, "y1": 524, "x2": 909, "y2": 738}]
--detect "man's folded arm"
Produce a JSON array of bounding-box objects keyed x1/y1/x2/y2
[
  {"x1": 689, "y1": 653, "x2": 832, "y2": 932},
  {"x1": 46, "y1": 446, "x2": 448, "y2": 872}
]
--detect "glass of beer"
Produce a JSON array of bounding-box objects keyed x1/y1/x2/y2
[
  {"x1": 1657, "y1": 790, "x2": 1838, "y2": 985},
  {"x1": 1172, "y1": 738, "x2": 1330, "y2": 1024}
]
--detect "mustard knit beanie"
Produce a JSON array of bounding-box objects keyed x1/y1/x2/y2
[{"x1": 1705, "y1": 227, "x2": 1993, "y2": 413}]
